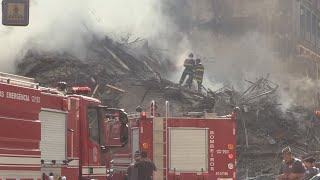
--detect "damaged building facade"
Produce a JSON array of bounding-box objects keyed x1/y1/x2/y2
[
  {"x1": 271, "y1": 0, "x2": 320, "y2": 108},
  {"x1": 213, "y1": 0, "x2": 320, "y2": 109},
  {"x1": 210, "y1": 0, "x2": 320, "y2": 65},
  {"x1": 272, "y1": 0, "x2": 320, "y2": 68}
]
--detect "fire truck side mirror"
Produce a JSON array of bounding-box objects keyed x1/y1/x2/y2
[
  {"x1": 118, "y1": 111, "x2": 129, "y2": 145},
  {"x1": 119, "y1": 112, "x2": 129, "y2": 124},
  {"x1": 120, "y1": 122, "x2": 129, "y2": 145}
]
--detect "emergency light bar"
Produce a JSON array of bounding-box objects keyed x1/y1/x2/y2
[
  {"x1": 70, "y1": 87, "x2": 91, "y2": 95},
  {"x1": 141, "y1": 111, "x2": 147, "y2": 119}
]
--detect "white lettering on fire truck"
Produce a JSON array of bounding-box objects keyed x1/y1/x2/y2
[
  {"x1": 216, "y1": 172, "x2": 229, "y2": 176},
  {"x1": 216, "y1": 149, "x2": 229, "y2": 154},
  {"x1": 209, "y1": 130, "x2": 215, "y2": 171},
  {"x1": 7, "y1": 92, "x2": 30, "y2": 101},
  {"x1": 31, "y1": 96, "x2": 40, "y2": 103},
  {"x1": 222, "y1": 150, "x2": 230, "y2": 154},
  {"x1": 0, "y1": 90, "x2": 40, "y2": 103}
]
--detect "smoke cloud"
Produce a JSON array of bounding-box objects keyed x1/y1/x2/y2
[
  {"x1": 0, "y1": 0, "x2": 169, "y2": 72},
  {"x1": 0, "y1": 0, "x2": 317, "y2": 109}
]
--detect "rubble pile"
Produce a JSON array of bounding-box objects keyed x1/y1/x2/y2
[
  {"x1": 207, "y1": 77, "x2": 320, "y2": 179},
  {"x1": 16, "y1": 37, "x2": 208, "y2": 114},
  {"x1": 16, "y1": 36, "x2": 320, "y2": 179}
]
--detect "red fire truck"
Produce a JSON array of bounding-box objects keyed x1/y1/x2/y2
[
  {"x1": 0, "y1": 71, "x2": 236, "y2": 180},
  {"x1": 105, "y1": 101, "x2": 237, "y2": 180},
  {"x1": 0, "y1": 72, "x2": 128, "y2": 180}
]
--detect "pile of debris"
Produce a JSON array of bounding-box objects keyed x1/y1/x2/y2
[
  {"x1": 16, "y1": 36, "x2": 320, "y2": 179},
  {"x1": 162, "y1": 74, "x2": 320, "y2": 178},
  {"x1": 203, "y1": 76, "x2": 320, "y2": 179}
]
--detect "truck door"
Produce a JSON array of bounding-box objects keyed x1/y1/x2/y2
[{"x1": 86, "y1": 106, "x2": 106, "y2": 177}]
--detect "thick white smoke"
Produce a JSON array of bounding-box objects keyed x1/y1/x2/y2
[
  {"x1": 0, "y1": 0, "x2": 168, "y2": 72},
  {"x1": 0, "y1": 0, "x2": 317, "y2": 110}
]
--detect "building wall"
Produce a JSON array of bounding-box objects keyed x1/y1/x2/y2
[{"x1": 293, "y1": 0, "x2": 320, "y2": 56}]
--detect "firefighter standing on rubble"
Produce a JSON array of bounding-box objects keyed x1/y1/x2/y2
[
  {"x1": 194, "y1": 58, "x2": 204, "y2": 92},
  {"x1": 179, "y1": 53, "x2": 195, "y2": 88}
]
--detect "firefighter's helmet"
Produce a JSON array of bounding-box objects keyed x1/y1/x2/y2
[
  {"x1": 281, "y1": 146, "x2": 291, "y2": 155},
  {"x1": 196, "y1": 58, "x2": 201, "y2": 63},
  {"x1": 57, "y1": 82, "x2": 67, "y2": 91},
  {"x1": 136, "y1": 105, "x2": 142, "y2": 112}
]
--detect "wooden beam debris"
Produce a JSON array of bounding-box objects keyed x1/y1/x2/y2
[
  {"x1": 106, "y1": 84, "x2": 126, "y2": 93},
  {"x1": 103, "y1": 45, "x2": 130, "y2": 71},
  {"x1": 91, "y1": 84, "x2": 100, "y2": 97}
]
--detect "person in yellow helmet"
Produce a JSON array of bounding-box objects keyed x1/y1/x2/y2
[{"x1": 194, "y1": 58, "x2": 204, "y2": 92}]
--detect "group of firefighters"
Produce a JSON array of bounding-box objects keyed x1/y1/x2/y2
[
  {"x1": 179, "y1": 53, "x2": 204, "y2": 92},
  {"x1": 277, "y1": 146, "x2": 320, "y2": 180}
]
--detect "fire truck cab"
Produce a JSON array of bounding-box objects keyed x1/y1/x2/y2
[
  {"x1": 107, "y1": 101, "x2": 237, "y2": 180},
  {"x1": 0, "y1": 72, "x2": 128, "y2": 180}
]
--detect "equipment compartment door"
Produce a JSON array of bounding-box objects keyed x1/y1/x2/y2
[
  {"x1": 168, "y1": 128, "x2": 208, "y2": 172},
  {"x1": 40, "y1": 109, "x2": 67, "y2": 163}
]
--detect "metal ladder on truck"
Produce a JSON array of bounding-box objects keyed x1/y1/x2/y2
[
  {"x1": 152, "y1": 100, "x2": 169, "y2": 180},
  {"x1": 0, "y1": 71, "x2": 39, "y2": 88}
]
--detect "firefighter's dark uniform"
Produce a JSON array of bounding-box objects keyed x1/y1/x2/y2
[
  {"x1": 302, "y1": 156, "x2": 319, "y2": 180},
  {"x1": 279, "y1": 158, "x2": 306, "y2": 179},
  {"x1": 179, "y1": 58, "x2": 195, "y2": 88},
  {"x1": 304, "y1": 167, "x2": 319, "y2": 180},
  {"x1": 194, "y1": 61, "x2": 204, "y2": 92}
]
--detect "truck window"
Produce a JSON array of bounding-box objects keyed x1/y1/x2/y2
[{"x1": 88, "y1": 107, "x2": 100, "y2": 144}]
